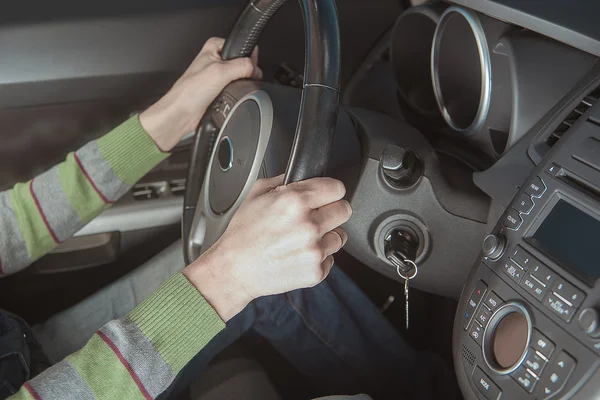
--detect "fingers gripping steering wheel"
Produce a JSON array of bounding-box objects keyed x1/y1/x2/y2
[{"x1": 182, "y1": 0, "x2": 341, "y2": 264}]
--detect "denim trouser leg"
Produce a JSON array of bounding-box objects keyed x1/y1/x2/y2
[{"x1": 160, "y1": 266, "x2": 457, "y2": 400}]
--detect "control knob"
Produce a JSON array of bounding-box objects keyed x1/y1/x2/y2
[
  {"x1": 482, "y1": 234, "x2": 506, "y2": 260},
  {"x1": 578, "y1": 308, "x2": 600, "y2": 338},
  {"x1": 380, "y1": 145, "x2": 422, "y2": 188}
]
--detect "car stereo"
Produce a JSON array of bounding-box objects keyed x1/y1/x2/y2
[{"x1": 454, "y1": 116, "x2": 600, "y2": 398}]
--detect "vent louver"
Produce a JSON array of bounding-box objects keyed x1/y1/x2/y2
[{"x1": 547, "y1": 86, "x2": 600, "y2": 148}]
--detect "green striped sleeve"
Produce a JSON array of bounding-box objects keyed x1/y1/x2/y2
[
  {"x1": 129, "y1": 273, "x2": 226, "y2": 373},
  {"x1": 97, "y1": 116, "x2": 168, "y2": 185},
  {"x1": 0, "y1": 115, "x2": 168, "y2": 275},
  {"x1": 11, "y1": 273, "x2": 225, "y2": 400}
]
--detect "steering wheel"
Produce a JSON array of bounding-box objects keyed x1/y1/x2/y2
[{"x1": 182, "y1": 0, "x2": 341, "y2": 264}]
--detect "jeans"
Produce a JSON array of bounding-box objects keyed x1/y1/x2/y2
[{"x1": 160, "y1": 267, "x2": 458, "y2": 400}]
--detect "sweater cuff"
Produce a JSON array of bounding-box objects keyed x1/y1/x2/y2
[
  {"x1": 96, "y1": 115, "x2": 169, "y2": 185},
  {"x1": 128, "y1": 273, "x2": 225, "y2": 373}
]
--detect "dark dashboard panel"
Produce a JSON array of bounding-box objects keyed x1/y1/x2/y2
[
  {"x1": 455, "y1": 71, "x2": 600, "y2": 399},
  {"x1": 451, "y1": 0, "x2": 600, "y2": 58}
]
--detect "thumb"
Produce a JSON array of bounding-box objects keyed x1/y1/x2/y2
[{"x1": 221, "y1": 57, "x2": 262, "y2": 82}]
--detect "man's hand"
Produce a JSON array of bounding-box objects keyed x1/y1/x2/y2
[
  {"x1": 183, "y1": 176, "x2": 352, "y2": 321},
  {"x1": 140, "y1": 37, "x2": 262, "y2": 152}
]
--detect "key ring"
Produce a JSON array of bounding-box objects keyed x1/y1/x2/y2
[{"x1": 396, "y1": 259, "x2": 418, "y2": 281}]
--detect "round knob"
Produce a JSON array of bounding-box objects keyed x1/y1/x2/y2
[
  {"x1": 380, "y1": 145, "x2": 422, "y2": 188},
  {"x1": 482, "y1": 234, "x2": 506, "y2": 260},
  {"x1": 578, "y1": 308, "x2": 600, "y2": 338},
  {"x1": 482, "y1": 302, "x2": 532, "y2": 375}
]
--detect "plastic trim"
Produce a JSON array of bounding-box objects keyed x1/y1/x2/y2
[{"x1": 431, "y1": 6, "x2": 492, "y2": 135}]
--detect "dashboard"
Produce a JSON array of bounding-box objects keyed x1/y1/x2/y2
[{"x1": 397, "y1": 1, "x2": 600, "y2": 399}]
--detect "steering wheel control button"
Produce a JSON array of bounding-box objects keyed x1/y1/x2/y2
[
  {"x1": 544, "y1": 292, "x2": 576, "y2": 323},
  {"x1": 482, "y1": 234, "x2": 506, "y2": 260},
  {"x1": 472, "y1": 367, "x2": 502, "y2": 400},
  {"x1": 524, "y1": 176, "x2": 547, "y2": 198},
  {"x1": 476, "y1": 304, "x2": 493, "y2": 327},
  {"x1": 523, "y1": 348, "x2": 548, "y2": 376},
  {"x1": 511, "y1": 365, "x2": 538, "y2": 393},
  {"x1": 483, "y1": 291, "x2": 503, "y2": 312},
  {"x1": 464, "y1": 280, "x2": 487, "y2": 330},
  {"x1": 379, "y1": 145, "x2": 422, "y2": 188},
  {"x1": 538, "y1": 351, "x2": 576, "y2": 399},
  {"x1": 578, "y1": 308, "x2": 600, "y2": 338},
  {"x1": 514, "y1": 193, "x2": 535, "y2": 215},
  {"x1": 531, "y1": 330, "x2": 555, "y2": 359},
  {"x1": 469, "y1": 321, "x2": 484, "y2": 346},
  {"x1": 502, "y1": 209, "x2": 523, "y2": 231},
  {"x1": 218, "y1": 136, "x2": 234, "y2": 172},
  {"x1": 529, "y1": 261, "x2": 556, "y2": 288},
  {"x1": 502, "y1": 260, "x2": 524, "y2": 284},
  {"x1": 551, "y1": 279, "x2": 585, "y2": 308},
  {"x1": 510, "y1": 246, "x2": 534, "y2": 271},
  {"x1": 520, "y1": 274, "x2": 547, "y2": 301},
  {"x1": 482, "y1": 303, "x2": 532, "y2": 375}
]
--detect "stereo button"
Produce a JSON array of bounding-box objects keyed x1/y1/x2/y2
[
  {"x1": 521, "y1": 274, "x2": 547, "y2": 301},
  {"x1": 510, "y1": 246, "x2": 535, "y2": 271},
  {"x1": 544, "y1": 292, "x2": 576, "y2": 323},
  {"x1": 524, "y1": 176, "x2": 547, "y2": 198},
  {"x1": 503, "y1": 209, "x2": 523, "y2": 230},
  {"x1": 469, "y1": 321, "x2": 484, "y2": 346},
  {"x1": 473, "y1": 367, "x2": 502, "y2": 400},
  {"x1": 464, "y1": 280, "x2": 487, "y2": 330},
  {"x1": 538, "y1": 351, "x2": 576, "y2": 400},
  {"x1": 552, "y1": 279, "x2": 585, "y2": 308},
  {"x1": 502, "y1": 260, "x2": 524, "y2": 283},
  {"x1": 514, "y1": 193, "x2": 534, "y2": 214},
  {"x1": 484, "y1": 291, "x2": 503, "y2": 312},
  {"x1": 511, "y1": 365, "x2": 538, "y2": 393},
  {"x1": 531, "y1": 330, "x2": 555, "y2": 359},
  {"x1": 529, "y1": 262, "x2": 556, "y2": 288}
]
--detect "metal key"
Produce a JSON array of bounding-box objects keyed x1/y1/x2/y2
[{"x1": 385, "y1": 248, "x2": 418, "y2": 329}]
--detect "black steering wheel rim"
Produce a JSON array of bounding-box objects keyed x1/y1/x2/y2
[{"x1": 183, "y1": 0, "x2": 341, "y2": 264}]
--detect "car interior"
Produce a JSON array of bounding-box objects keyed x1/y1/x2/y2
[{"x1": 1, "y1": 0, "x2": 600, "y2": 399}]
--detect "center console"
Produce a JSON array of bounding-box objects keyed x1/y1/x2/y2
[{"x1": 454, "y1": 93, "x2": 600, "y2": 399}]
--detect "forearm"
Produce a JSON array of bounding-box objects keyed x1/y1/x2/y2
[
  {"x1": 0, "y1": 116, "x2": 168, "y2": 276},
  {"x1": 10, "y1": 273, "x2": 225, "y2": 400}
]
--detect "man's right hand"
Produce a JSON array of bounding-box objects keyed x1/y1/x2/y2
[{"x1": 183, "y1": 175, "x2": 352, "y2": 321}]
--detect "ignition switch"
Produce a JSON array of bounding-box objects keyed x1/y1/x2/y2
[
  {"x1": 384, "y1": 228, "x2": 419, "y2": 276},
  {"x1": 380, "y1": 144, "x2": 423, "y2": 188}
]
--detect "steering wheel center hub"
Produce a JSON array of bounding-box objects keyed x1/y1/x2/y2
[{"x1": 209, "y1": 99, "x2": 261, "y2": 215}]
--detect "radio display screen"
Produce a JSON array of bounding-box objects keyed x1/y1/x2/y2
[{"x1": 530, "y1": 199, "x2": 600, "y2": 283}]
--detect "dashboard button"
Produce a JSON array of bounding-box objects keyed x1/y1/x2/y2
[
  {"x1": 472, "y1": 367, "x2": 502, "y2": 400},
  {"x1": 552, "y1": 279, "x2": 585, "y2": 308},
  {"x1": 514, "y1": 193, "x2": 534, "y2": 214},
  {"x1": 511, "y1": 365, "x2": 538, "y2": 393},
  {"x1": 529, "y1": 261, "x2": 556, "y2": 288},
  {"x1": 545, "y1": 163, "x2": 560, "y2": 177},
  {"x1": 502, "y1": 209, "x2": 523, "y2": 230},
  {"x1": 475, "y1": 304, "x2": 492, "y2": 326},
  {"x1": 523, "y1": 348, "x2": 548, "y2": 376},
  {"x1": 483, "y1": 291, "x2": 503, "y2": 312},
  {"x1": 464, "y1": 280, "x2": 487, "y2": 330},
  {"x1": 469, "y1": 321, "x2": 484, "y2": 346},
  {"x1": 538, "y1": 351, "x2": 576, "y2": 399},
  {"x1": 524, "y1": 176, "x2": 547, "y2": 198},
  {"x1": 502, "y1": 260, "x2": 524, "y2": 283},
  {"x1": 510, "y1": 246, "x2": 535, "y2": 271},
  {"x1": 544, "y1": 292, "x2": 576, "y2": 323},
  {"x1": 521, "y1": 274, "x2": 547, "y2": 301},
  {"x1": 531, "y1": 330, "x2": 555, "y2": 359}
]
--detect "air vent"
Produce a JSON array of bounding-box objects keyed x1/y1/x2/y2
[
  {"x1": 547, "y1": 86, "x2": 600, "y2": 148},
  {"x1": 461, "y1": 344, "x2": 476, "y2": 366}
]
